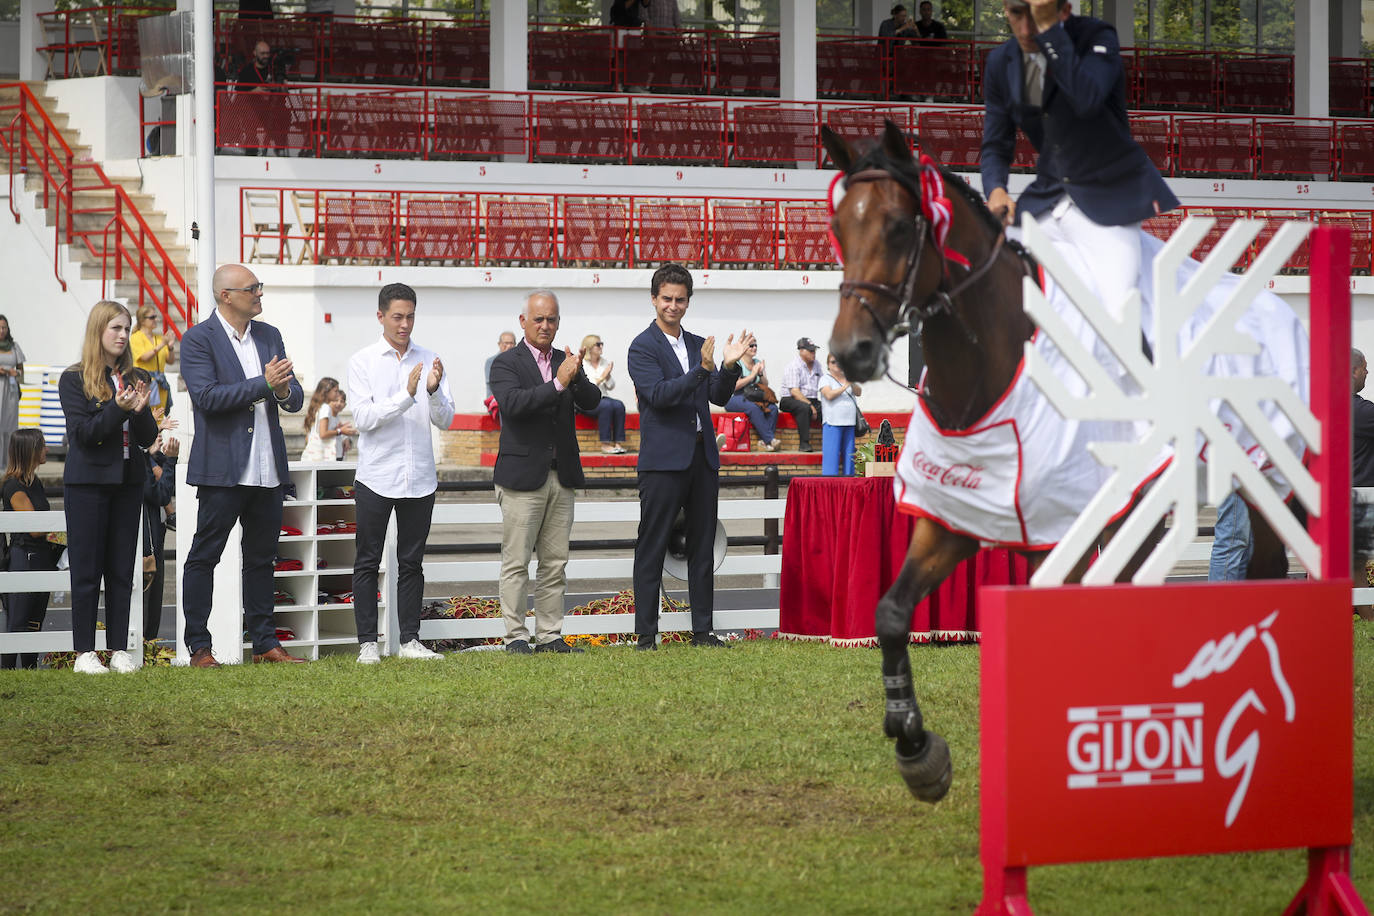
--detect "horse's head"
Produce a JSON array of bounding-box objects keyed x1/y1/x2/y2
[{"x1": 822, "y1": 121, "x2": 948, "y2": 381}]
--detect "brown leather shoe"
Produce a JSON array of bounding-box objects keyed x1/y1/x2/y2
[
  {"x1": 252, "y1": 646, "x2": 307, "y2": 664},
  {"x1": 189, "y1": 647, "x2": 222, "y2": 668}
]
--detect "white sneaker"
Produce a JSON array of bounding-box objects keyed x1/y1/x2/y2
[
  {"x1": 397, "y1": 639, "x2": 442, "y2": 660},
  {"x1": 74, "y1": 651, "x2": 109, "y2": 675},
  {"x1": 357, "y1": 641, "x2": 381, "y2": 665},
  {"x1": 108, "y1": 650, "x2": 138, "y2": 673}
]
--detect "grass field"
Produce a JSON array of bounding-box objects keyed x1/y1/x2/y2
[{"x1": 2, "y1": 625, "x2": 1371, "y2": 915}]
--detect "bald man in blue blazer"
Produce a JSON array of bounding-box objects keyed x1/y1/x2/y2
[
  {"x1": 628, "y1": 263, "x2": 752, "y2": 650},
  {"x1": 179, "y1": 264, "x2": 305, "y2": 667}
]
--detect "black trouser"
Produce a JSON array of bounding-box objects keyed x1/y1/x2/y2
[
  {"x1": 64, "y1": 459, "x2": 143, "y2": 655},
  {"x1": 352, "y1": 482, "x2": 436, "y2": 645},
  {"x1": 182, "y1": 484, "x2": 283, "y2": 655},
  {"x1": 2, "y1": 543, "x2": 55, "y2": 669},
  {"x1": 778, "y1": 395, "x2": 821, "y2": 447},
  {"x1": 633, "y1": 436, "x2": 718, "y2": 638}
]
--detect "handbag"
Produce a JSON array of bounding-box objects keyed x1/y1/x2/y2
[
  {"x1": 848, "y1": 390, "x2": 870, "y2": 438},
  {"x1": 715, "y1": 414, "x2": 751, "y2": 452}
]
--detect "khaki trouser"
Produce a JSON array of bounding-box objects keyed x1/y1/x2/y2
[{"x1": 495, "y1": 471, "x2": 574, "y2": 645}]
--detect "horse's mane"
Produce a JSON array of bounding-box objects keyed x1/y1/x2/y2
[{"x1": 845, "y1": 139, "x2": 1006, "y2": 240}]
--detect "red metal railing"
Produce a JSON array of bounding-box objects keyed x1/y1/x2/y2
[
  {"x1": 205, "y1": 84, "x2": 1374, "y2": 180},
  {"x1": 239, "y1": 185, "x2": 1372, "y2": 275},
  {"x1": 0, "y1": 83, "x2": 195, "y2": 337},
  {"x1": 36, "y1": 7, "x2": 1366, "y2": 115},
  {"x1": 36, "y1": 5, "x2": 171, "y2": 79},
  {"x1": 238, "y1": 187, "x2": 834, "y2": 271}
]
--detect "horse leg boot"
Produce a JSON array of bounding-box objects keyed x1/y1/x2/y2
[{"x1": 876, "y1": 520, "x2": 979, "y2": 803}]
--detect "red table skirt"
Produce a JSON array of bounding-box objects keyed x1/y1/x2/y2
[{"x1": 778, "y1": 476, "x2": 1029, "y2": 646}]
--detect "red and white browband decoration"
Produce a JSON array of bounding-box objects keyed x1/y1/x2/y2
[{"x1": 826, "y1": 152, "x2": 970, "y2": 270}]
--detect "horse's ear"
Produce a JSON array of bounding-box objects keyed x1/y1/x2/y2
[
  {"x1": 821, "y1": 125, "x2": 855, "y2": 172},
  {"x1": 881, "y1": 119, "x2": 915, "y2": 163}
]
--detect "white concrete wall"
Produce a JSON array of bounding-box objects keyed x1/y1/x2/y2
[
  {"x1": 0, "y1": 176, "x2": 122, "y2": 368},
  {"x1": 43, "y1": 76, "x2": 143, "y2": 162}
]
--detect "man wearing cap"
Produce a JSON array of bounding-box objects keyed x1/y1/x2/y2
[
  {"x1": 980, "y1": 0, "x2": 1176, "y2": 320},
  {"x1": 779, "y1": 338, "x2": 824, "y2": 453}
]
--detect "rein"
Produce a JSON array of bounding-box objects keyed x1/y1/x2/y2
[
  {"x1": 835, "y1": 162, "x2": 1034, "y2": 429},
  {"x1": 836, "y1": 168, "x2": 1012, "y2": 349}
]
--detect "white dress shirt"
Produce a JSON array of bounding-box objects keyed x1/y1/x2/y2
[
  {"x1": 661, "y1": 327, "x2": 699, "y2": 431},
  {"x1": 215, "y1": 309, "x2": 280, "y2": 488},
  {"x1": 349, "y1": 336, "x2": 456, "y2": 499}
]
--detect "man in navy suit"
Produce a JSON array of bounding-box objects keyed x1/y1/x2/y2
[
  {"x1": 980, "y1": 0, "x2": 1178, "y2": 318},
  {"x1": 179, "y1": 264, "x2": 305, "y2": 666},
  {"x1": 490, "y1": 290, "x2": 601, "y2": 654},
  {"x1": 628, "y1": 263, "x2": 752, "y2": 650}
]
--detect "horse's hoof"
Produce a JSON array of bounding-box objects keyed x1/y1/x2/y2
[{"x1": 895, "y1": 731, "x2": 952, "y2": 804}]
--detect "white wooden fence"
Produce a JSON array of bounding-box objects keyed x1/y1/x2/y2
[
  {"x1": 410, "y1": 497, "x2": 787, "y2": 649},
  {"x1": 0, "y1": 509, "x2": 144, "y2": 661}
]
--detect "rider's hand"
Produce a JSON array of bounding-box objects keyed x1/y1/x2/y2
[{"x1": 988, "y1": 187, "x2": 1016, "y2": 228}]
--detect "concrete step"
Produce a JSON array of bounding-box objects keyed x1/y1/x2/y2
[{"x1": 52, "y1": 213, "x2": 179, "y2": 246}]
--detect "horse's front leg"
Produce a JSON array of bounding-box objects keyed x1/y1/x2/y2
[{"x1": 877, "y1": 518, "x2": 979, "y2": 803}]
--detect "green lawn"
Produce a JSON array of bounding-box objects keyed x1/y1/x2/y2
[{"x1": 2, "y1": 624, "x2": 1371, "y2": 915}]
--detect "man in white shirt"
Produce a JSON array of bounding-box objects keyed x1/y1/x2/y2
[
  {"x1": 779, "y1": 337, "x2": 824, "y2": 452},
  {"x1": 347, "y1": 283, "x2": 456, "y2": 664}
]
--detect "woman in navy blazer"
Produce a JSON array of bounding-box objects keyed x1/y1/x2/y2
[{"x1": 59, "y1": 301, "x2": 157, "y2": 674}]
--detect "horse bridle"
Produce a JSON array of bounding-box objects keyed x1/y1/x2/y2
[{"x1": 836, "y1": 167, "x2": 1010, "y2": 348}]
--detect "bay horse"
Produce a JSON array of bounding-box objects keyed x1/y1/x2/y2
[{"x1": 821, "y1": 121, "x2": 1294, "y2": 803}]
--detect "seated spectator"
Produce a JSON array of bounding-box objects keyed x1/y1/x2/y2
[
  {"x1": 914, "y1": 1, "x2": 948, "y2": 40},
  {"x1": 879, "y1": 4, "x2": 920, "y2": 39},
  {"x1": 2, "y1": 429, "x2": 55, "y2": 670},
  {"x1": 779, "y1": 337, "x2": 824, "y2": 452},
  {"x1": 579, "y1": 334, "x2": 629, "y2": 454},
  {"x1": 236, "y1": 41, "x2": 279, "y2": 89},
  {"x1": 724, "y1": 339, "x2": 781, "y2": 452}
]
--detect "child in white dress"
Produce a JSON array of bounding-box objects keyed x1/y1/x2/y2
[{"x1": 300, "y1": 377, "x2": 339, "y2": 462}]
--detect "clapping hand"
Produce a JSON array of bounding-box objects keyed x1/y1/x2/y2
[
  {"x1": 406, "y1": 362, "x2": 423, "y2": 398},
  {"x1": 555, "y1": 347, "x2": 584, "y2": 387},
  {"x1": 158, "y1": 416, "x2": 179, "y2": 433},
  {"x1": 720, "y1": 329, "x2": 754, "y2": 370},
  {"x1": 264, "y1": 355, "x2": 295, "y2": 399},
  {"x1": 700, "y1": 336, "x2": 716, "y2": 372},
  {"x1": 115, "y1": 379, "x2": 151, "y2": 413},
  {"x1": 426, "y1": 356, "x2": 444, "y2": 395}
]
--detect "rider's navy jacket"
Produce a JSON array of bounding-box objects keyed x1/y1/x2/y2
[{"x1": 979, "y1": 16, "x2": 1178, "y2": 226}]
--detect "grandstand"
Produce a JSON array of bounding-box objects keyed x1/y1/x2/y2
[{"x1": 4, "y1": 0, "x2": 1374, "y2": 425}]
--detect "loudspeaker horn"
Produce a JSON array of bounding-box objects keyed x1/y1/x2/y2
[{"x1": 663, "y1": 509, "x2": 728, "y2": 580}]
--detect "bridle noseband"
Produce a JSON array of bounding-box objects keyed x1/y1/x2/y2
[{"x1": 836, "y1": 167, "x2": 1009, "y2": 348}]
